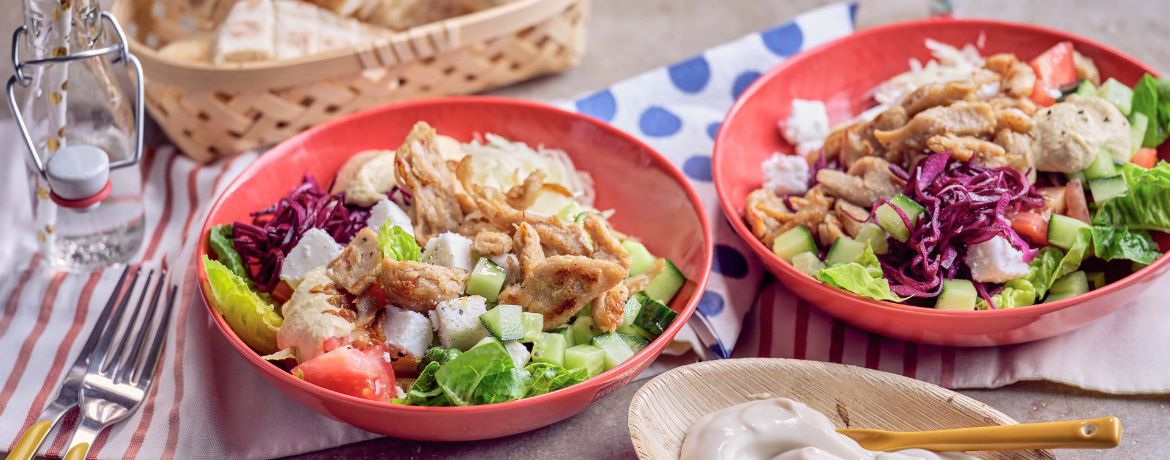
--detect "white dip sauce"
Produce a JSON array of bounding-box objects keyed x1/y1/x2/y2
[{"x1": 681, "y1": 398, "x2": 979, "y2": 460}]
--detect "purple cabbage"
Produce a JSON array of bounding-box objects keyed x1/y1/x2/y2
[
  {"x1": 877, "y1": 152, "x2": 1045, "y2": 298},
  {"x1": 231, "y1": 175, "x2": 371, "y2": 292}
]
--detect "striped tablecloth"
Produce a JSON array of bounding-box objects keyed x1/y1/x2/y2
[{"x1": 3, "y1": 3, "x2": 1170, "y2": 459}]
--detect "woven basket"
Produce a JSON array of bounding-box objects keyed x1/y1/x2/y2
[{"x1": 110, "y1": 0, "x2": 589, "y2": 162}]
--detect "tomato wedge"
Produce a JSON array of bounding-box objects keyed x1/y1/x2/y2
[
  {"x1": 1064, "y1": 180, "x2": 1091, "y2": 224},
  {"x1": 1011, "y1": 211, "x2": 1050, "y2": 246},
  {"x1": 1036, "y1": 186, "x2": 1067, "y2": 217},
  {"x1": 1029, "y1": 42, "x2": 1077, "y2": 107},
  {"x1": 293, "y1": 345, "x2": 397, "y2": 402},
  {"x1": 1132, "y1": 148, "x2": 1158, "y2": 169}
]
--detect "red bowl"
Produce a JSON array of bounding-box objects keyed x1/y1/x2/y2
[
  {"x1": 197, "y1": 97, "x2": 713, "y2": 440},
  {"x1": 714, "y1": 18, "x2": 1170, "y2": 347}
]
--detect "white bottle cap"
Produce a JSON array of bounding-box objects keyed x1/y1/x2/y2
[{"x1": 46, "y1": 144, "x2": 111, "y2": 207}]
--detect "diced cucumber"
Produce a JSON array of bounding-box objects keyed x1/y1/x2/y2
[
  {"x1": 503, "y1": 340, "x2": 530, "y2": 367},
  {"x1": 617, "y1": 323, "x2": 656, "y2": 341},
  {"x1": 1088, "y1": 175, "x2": 1128, "y2": 203},
  {"x1": 644, "y1": 259, "x2": 686, "y2": 303},
  {"x1": 532, "y1": 332, "x2": 567, "y2": 367},
  {"x1": 1087, "y1": 272, "x2": 1107, "y2": 290},
  {"x1": 1082, "y1": 150, "x2": 1118, "y2": 180},
  {"x1": 634, "y1": 297, "x2": 678, "y2": 336},
  {"x1": 564, "y1": 344, "x2": 606, "y2": 377},
  {"x1": 876, "y1": 194, "x2": 925, "y2": 243},
  {"x1": 1065, "y1": 171, "x2": 1086, "y2": 183},
  {"x1": 771, "y1": 225, "x2": 817, "y2": 263},
  {"x1": 1130, "y1": 112, "x2": 1150, "y2": 157},
  {"x1": 620, "y1": 295, "x2": 643, "y2": 328},
  {"x1": 618, "y1": 333, "x2": 649, "y2": 353},
  {"x1": 1075, "y1": 80, "x2": 1097, "y2": 97},
  {"x1": 520, "y1": 312, "x2": 544, "y2": 342},
  {"x1": 1097, "y1": 78, "x2": 1133, "y2": 116},
  {"x1": 1047, "y1": 214, "x2": 1091, "y2": 250},
  {"x1": 825, "y1": 236, "x2": 867, "y2": 266},
  {"x1": 466, "y1": 258, "x2": 507, "y2": 303},
  {"x1": 591, "y1": 333, "x2": 636, "y2": 370},
  {"x1": 571, "y1": 317, "x2": 595, "y2": 345},
  {"x1": 1046, "y1": 271, "x2": 1090, "y2": 302},
  {"x1": 550, "y1": 325, "x2": 576, "y2": 347},
  {"x1": 576, "y1": 304, "x2": 592, "y2": 319},
  {"x1": 855, "y1": 222, "x2": 890, "y2": 255},
  {"x1": 622, "y1": 240, "x2": 656, "y2": 277},
  {"x1": 935, "y1": 279, "x2": 978, "y2": 310},
  {"x1": 479, "y1": 304, "x2": 524, "y2": 341},
  {"x1": 555, "y1": 201, "x2": 585, "y2": 221},
  {"x1": 791, "y1": 251, "x2": 826, "y2": 276}
]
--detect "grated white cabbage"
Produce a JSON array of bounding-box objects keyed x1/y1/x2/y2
[
  {"x1": 871, "y1": 39, "x2": 986, "y2": 107},
  {"x1": 460, "y1": 134, "x2": 595, "y2": 216}
]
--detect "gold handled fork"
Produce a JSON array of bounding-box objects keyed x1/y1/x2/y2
[{"x1": 35, "y1": 267, "x2": 173, "y2": 460}]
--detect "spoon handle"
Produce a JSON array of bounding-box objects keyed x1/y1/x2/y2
[{"x1": 838, "y1": 416, "x2": 1122, "y2": 452}]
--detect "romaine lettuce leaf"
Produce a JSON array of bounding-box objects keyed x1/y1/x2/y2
[
  {"x1": 525, "y1": 363, "x2": 588, "y2": 397},
  {"x1": 203, "y1": 255, "x2": 282, "y2": 354},
  {"x1": 210, "y1": 224, "x2": 251, "y2": 282},
  {"x1": 815, "y1": 244, "x2": 904, "y2": 302},
  {"x1": 435, "y1": 341, "x2": 531, "y2": 406},
  {"x1": 1094, "y1": 161, "x2": 1170, "y2": 231},
  {"x1": 1132, "y1": 74, "x2": 1170, "y2": 148},
  {"x1": 1026, "y1": 248, "x2": 1064, "y2": 300},
  {"x1": 981, "y1": 279, "x2": 1037, "y2": 309},
  {"x1": 418, "y1": 347, "x2": 462, "y2": 372},
  {"x1": 1090, "y1": 226, "x2": 1162, "y2": 265},
  {"x1": 1055, "y1": 228, "x2": 1093, "y2": 282},
  {"x1": 397, "y1": 361, "x2": 450, "y2": 406},
  {"x1": 377, "y1": 222, "x2": 420, "y2": 261}
]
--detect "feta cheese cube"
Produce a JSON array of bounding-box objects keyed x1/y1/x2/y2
[
  {"x1": 279, "y1": 228, "x2": 343, "y2": 287},
  {"x1": 421, "y1": 232, "x2": 474, "y2": 271},
  {"x1": 503, "y1": 340, "x2": 530, "y2": 368},
  {"x1": 761, "y1": 153, "x2": 810, "y2": 195},
  {"x1": 965, "y1": 236, "x2": 1030, "y2": 283},
  {"x1": 367, "y1": 198, "x2": 414, "y2": 236},
  {"x1": 434, "y1": 296, "x2": 489, "y2": 350},
  {"x1": 381, "y1": 305, "x2": 433, "y2": 359},
  {"x1": 781, "y1": 99, "x2": 830, "y2": 146}
]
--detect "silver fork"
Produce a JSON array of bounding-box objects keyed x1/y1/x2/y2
[{"x1": 60, "y1": 267, "x2": 175, "y2": 460}]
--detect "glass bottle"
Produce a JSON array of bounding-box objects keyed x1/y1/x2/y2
[{"x1": 11, "y1": 0, "x2": 146, "y2": 271}]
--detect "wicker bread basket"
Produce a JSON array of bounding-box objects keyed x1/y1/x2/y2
[{"x1": 110, "y1": 0, "x2": 589, "y2": 162}]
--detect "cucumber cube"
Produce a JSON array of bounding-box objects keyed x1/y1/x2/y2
[
  {"x1": 1075, "y1": 80, "x2": 1097, "y2": 97},
  {"x1": 771, "y1": 225, "x2": 817, "y2": 263},
  {"x1": 825, "y1": 236, "x2": 867, "y2": 266},
  {"x1": 643, "y1": 259, "x2": 686, "y2": 303},
  {"x1": 617, "y1": 323, "x2": 656, "y2": 341},
  {"x1": 876, "y1": 194, "x2": 925, "y2": 243},
  {"x1": 855, "y1": 223, "x2": 890, "y2": 255},
  {"x1": 520, "y1": 312, "x2": 544, "y2": 343},
  {"x1": 466, "y1": 257, "x2": 507, "y2": 303},
  {"x1": 591, "y1": 333, "x2": 635, "y2": 370},
  {"x1": 633, "y1": 297, "x2": 678, "y2": 336},
  {"x1": 550, "y1": 325, "x2": 576, "y2": 348},
  {"x1": 935, "y1": 279, "x2": 977, "y2": 310},
  {"x1": 1047, "y1": 214, "x2": 1090, "y2": 250},
  {"x1": 618, "y1": 333, "x2": 649, "y2": 353},
  {"x1": 1130, "y1": 112, "x2": 1150, "y2": 157},
  {"x1": 1047, "y1": 271, "x2": 1090, "y2": 302},
  {"x1": 571, "y1": 317, "x2": 596, "y2": 345},
  {"x1": 622, "y1": 240, "x2": 656, "y2": 277},
  {"x1": 1082, "y1": 150, "x2": 1118, "y2": 180},
  {"x1": 1097, "y1": 78, "x2": 1133, "y2": 116},
  {"x1": 1088, "y1": 175, "x2": 1128, "y2": 203},
  {"x1": 480, "y1": 304, "x2": 524, "y2": 341},
  {"x1": 532, "y1": 332, "x2": 567, "y2": 367},
  {"x1": 619, "y1": 295, "x2": 643, "y2": 328},
  {"x1": 564, "y1": 344, "x2": 606, "y2": 377},
  {"x1": 791, "y1": 251, "x2": 826, "y2": 276}
]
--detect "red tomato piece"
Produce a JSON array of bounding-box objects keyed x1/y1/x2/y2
[
  {"x1": 1029, "y1": 42, "x2": 1077, "y2": 107},
  {"x1": 1036, "y1": 186, "x2": 1067, "y2": 217},
  {"x1": 1011, "y1": 211, "x2": 1050, "y2": 247},
  {"x1": 293, "y1": 345, "x2": 397, "y2": 402},
  {"x1": 1132, "y1": 148, "x2": 1158, "y2": 169},
  {"x1": 1064, "y1": 180, "x2": 1091, "y2": 224}
]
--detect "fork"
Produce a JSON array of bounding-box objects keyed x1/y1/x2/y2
[
  {"x1": 56, "y1": 267, "x2": 174, "y2": 460},
  {"x1": 6, "y1": 266, "x2": 137, "y2": 460}
]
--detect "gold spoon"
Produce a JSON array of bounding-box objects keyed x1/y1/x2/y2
[{"x1": 838, "y1": 416, "x2": 1122, "y2": 452}]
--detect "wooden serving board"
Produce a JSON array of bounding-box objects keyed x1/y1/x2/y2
[{"x1": 628, "y1": 358, "x2": 1055, "y2": 460}]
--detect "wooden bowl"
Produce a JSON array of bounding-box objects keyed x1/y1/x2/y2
[{"x1": 628, "y1": 358, "x2": 1054, "y2": 460}]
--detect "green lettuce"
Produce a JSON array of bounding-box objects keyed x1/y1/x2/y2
[
  {"x1": 1090, "y1": 226, "x2": 1162, "y2": 265},
  {"x1": 1055, "y1": 228, "x2": 1093, "y2": 281},
  {"x1": 525, "y1": 363, "x2": 588, "y2": 397},
  {"x1": 202, "y1": 255, "x2": 282, "y2": 354},
  {"x1": 1132, "y1": 74, "x2": 1170, "y2": 148},
  {"x1": 377, "y1": 222, "x2": 420, "y2": 261},
  {"x1": 1094, "y1": 161, "x2": 1170, "y2": 231},
  {"x1": 1026, "y1": 248, "x2": 1064, "y2": 300},
  {"x1": 418, "y1": 347, "x2": 462, "y2": 372},
  {"x1": 815, "y1": 244, "x2": 904, "y2": 302},
  {"x1": 209, "y1": 224, "x2": 251, "y2": 282},
  {"x1": 435, "y1": 341, "x2": 531, "y2": 406},
  {"x1": 395, "y1": 361, "x2": 450, "y2": 406},
  {"x1": 980, "y1": 279, "x2": 1037, "y2": 309}
]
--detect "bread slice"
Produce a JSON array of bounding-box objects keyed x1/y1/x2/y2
[
  {"x1": 214, "y1": 0, "x2": 276, "y2": 63},
  {"x1": 273, "y1": 0, "x2": 320, "y2": 59},
  {"x1": 157, "y1": 34, "x2": 214, "y2": 63}
]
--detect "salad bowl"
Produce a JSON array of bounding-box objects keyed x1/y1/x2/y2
[
  {"x1": 713, "y1": 19, "x2": 1170, "y2": 346},
  {"x1": 197, "y1": 97, "x2": 713, "y2": 440}
]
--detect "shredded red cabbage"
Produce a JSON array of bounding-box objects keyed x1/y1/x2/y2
[
  {"x1": 231, "y1": 175, "x2": 371, "y2": 292},
  {"x1": 877, "y1": 152, "x2": 1045, "y2": 298}
]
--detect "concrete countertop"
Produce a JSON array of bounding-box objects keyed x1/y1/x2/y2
[{"x1": 284, "y1": 0, "x2": 1169, "y2": 457}]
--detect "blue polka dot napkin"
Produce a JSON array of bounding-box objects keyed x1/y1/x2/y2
[{"x1": 557, "y1": 2, "x2": 858, "y2": 359}]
